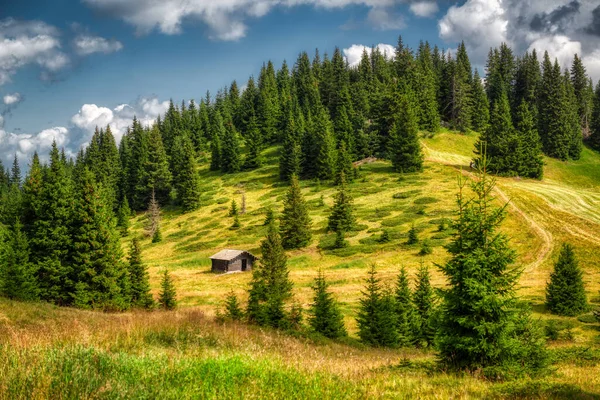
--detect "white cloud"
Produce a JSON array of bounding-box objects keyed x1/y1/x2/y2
[
  {"x1": 0, "y1": 126, "x2": 71, "y2": 167},
  {"x1": 82, "y1": 0, "x2": 408, "y2": 40},
  {"x1": 409, "y1": 1, "x2": 438, "y2": 18},
  {"x1": 367, "y1": 7, "x2": 406, "y2": 30},
  {"x1": 343, "y1": 43, "x2": 395, "y2": 67},
  {"x1": 73, "y1": 35, "x2": 123, "y2": 56},
  {"x1": 3, "y1": 92, "x2": 22, "y2": 105},
  {"x1": 0, "y1": 18, "x2": 69, "y2": 86},
  {"x1": 437, "y1": 0, "x2": 600, "y2": 82}
]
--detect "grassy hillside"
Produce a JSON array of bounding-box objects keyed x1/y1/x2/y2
[{"x1": 3, "y1": 129, "x2": 600, "y2": 398}]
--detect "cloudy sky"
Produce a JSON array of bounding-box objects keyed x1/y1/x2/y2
[{"x1": 1, "y1": 0, "x2": 599, "y2": 167}]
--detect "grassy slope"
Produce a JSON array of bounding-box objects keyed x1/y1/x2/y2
[{"x1": 3, "y1": 130, "x2": 600, "y2": 398}]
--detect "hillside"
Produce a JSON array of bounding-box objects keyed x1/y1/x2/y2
[{"x1": 3, "y1": 129, "x2": 600, "y2": 398}]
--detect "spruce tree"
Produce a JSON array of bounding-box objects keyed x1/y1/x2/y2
[
  {"x1": 395, "y1": 267, "x2": 416, "y2": 346},
  {"x1": 172, "y1": 135, "x2": 201, "y2": 212},
  {"x1": 128, "y1": 238, "x2": 155, "y2": 309},
  {"x1": 9, "y1": 154, "x2": 20, "y2": 188},
  {"x1": 229, "y1": 200, "x2": 238, "y2": 217},
  {"x1": 327, "y1": 171, "x2": 355, "y2": 233},
  {"x1": 158, "y1": 269, "x2": 177, "y2": 310},
  {"x1": 571, "y1": 54, "x2": 593, "y2": 134},
  {"x1": 246, "y1": 221, "x2": 293, "y2": 328},
  {"x1": 220, "y1": 118, "x2": 242, "y2": 173},
  {"x1": 415, "y1": 41, "x2": 441, "y2": 132},
  {"x1": 223, "y1": 291, "x2": 244, "y2": 321},
  {"x1": 71, "y1": 167, "x2": 128, "y2": 311},
  {"x1": 308, "y1": 107, "x2": 335, "y2": 181},
  {"x1": 308, "y1": 269, "x2": 347, "y2": 339},
  {"x1": 244, "y1": 113, "x2": 263, "y2": 169},
  {"x1": 145, "y1": 125, "x2": 172, "y2": 205},
  {"x1": 407, "y1": 225, "x2": 418, "y2": 245},
  {"x1": 515, "y1": 100, "x2": 544, "y2": 179},
  {"x1": 145, "y1": 189, "x2": 161, "y2": 242},
  {"x1": 413, "y1": 264, "x2": 436, "y2": 347},
  {"x1": 279, "y1": 105, "x2": 303, "y2": 182},
  {"x1": 437, "y1": 160, "x2": 547, "y2": 375},
  {"x1": 388, "y1": 87, "x2": 423, "y2": 173},
  {"x1": 356, "y1": 264, "x2": 399, "y2": 347},
  {"x1": 1, "y1": 221, "x2": 39, "y2": 301},
  {"x1": 546, "y1": 243, "x2": 588, "y2": 317},
  {"x1": 280, "y1": 175, "x2": 312, "y2": 249},
  {"x1": 335, "y1": 141, "x2": 354, "y2": 185},
  {"x1": 471, "y1": 69, "x2": 490, "y2": 132},
  {"x1": 263, "y1": 207, "x2": 275, "y2": 226},
  {"x1": 116, "y1": 196, "x2": 131, "y2": 236},
  {"x1": 210, "y1": 110, "x2": 225, "y2": 171}
]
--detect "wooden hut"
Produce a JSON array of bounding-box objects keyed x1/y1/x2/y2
[{"x1": 210, "y1": 249, "x2": 256, "y2": 273}]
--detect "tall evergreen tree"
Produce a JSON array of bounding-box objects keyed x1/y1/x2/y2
[
  {"x1": 335, "y1": 140, "x2": 354, "y2": 184},
  {"x1": 145, "y1": 125, "x2": 172, "y2": 205},
  {"x1": 303, "y1": 107, "x2": 335, "y2": 180},
  {"x1": 571, "y1": 54, "x2": 593, "y2": 134},
  {"x1": 436, "y1": 161, "x2": 547, "y2": 374},
  {"x1": 116, "y1": 196, "x2": 131, "y2": 236},
  {"x1": 591, "y1": 81, "x2": 600, "y2": 150},
  {"x1": 220, "y1": 118, "x2": 242, "y2": 173},
  {"x1": 210, "y1": 110, "x2": 225, "y2": 171},
  {"x1": 128, "y1": 238, "x2": 155, "y2": 309},
  {"x1": 279, "y1": 104, "x2": 303, "y2": 181},
  {"x1": 471, "y1": 69, "x2": 490, "y2": 132},
  {"x1": 413, "y1": 264, "x2": 436, "y2": 347},
  {"x1": 71, "y1": 167, "x2": 128, "y2": 311},
  {"x1": 515, "y1": 100, "x2": 544, "y2": 179},
  {"x1": 9, "y1": 154, "x2": 21, "y2": 188},
  {"x1": 308, "y1": 269, "x2": 347, "y2": 339},
  {"x1": 415, "y1": 41, "x2": 441, "y2": 132},
  {"x1": 280, "y1": 175, "x2": 312, "y2": 249},
  {"x1": 172, "y1": 135, "x2": 201, "y2": 212},
  {"x1": 395, "y1": 267, "x2": 416, "y2": 346},
  {"x1": 243, "y1": 113, "x2": 263, "y2": 169},
  {"x1": 1, "y1": 221, "x2": 39, "y2": 301},
  {"x1": 388, "y1": 86, "x2": 423, "y2": 173},
  {"x1": 327, "y1": 171, "x2": 355, "y2": 233},
  {"x1": 247, "y1": 221, "x2": 293, "y2": 328},
  {"x1": 546, "y1": 243, "x2": 588, "y2": 317}
]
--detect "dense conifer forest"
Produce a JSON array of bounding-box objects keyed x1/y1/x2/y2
[{"x1": 1, "y1": 36, "x2": 600, "y2": 381}]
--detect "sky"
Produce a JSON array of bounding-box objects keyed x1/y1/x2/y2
[{"x1": 1, "y1": 0, "x2": 600, "y2": 168}]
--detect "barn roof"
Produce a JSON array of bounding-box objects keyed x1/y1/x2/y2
[{"x1": 209, "y1": 249, "x2": 253, "y2": 261}]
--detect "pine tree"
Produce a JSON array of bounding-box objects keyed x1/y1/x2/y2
[
  {"x1": 145, "y1": 125, "x2": 172, "y2": 205},
  {"x1": 437, "y1": 159, "x2": 547, "y2": 375},
  {"x1": 223, "y1": 291, "x2": 244, "y2": 321},
  {"x1": 116, "y1": 196, "x2": 131, "y2": 236},
  {"x1": 126, "y1": 118, "x2": 151, "y2": 210},
  {"x1": 9, "y1": 154, "x2": 21, "y2": 188},
  {"x1": 246, "y1": 221, "x2": 293, "y2": 328},
  {"x1": 389, "y1": 86, "x2": 423, "y2": 173},
  {"x1": 280, "y1": 175, "x2": 312, "y2": 249},
  {"x1": 263, "y1": 207, "x2": 275, "y2": 226},
  {"x1": 306, "y1": 107, "x2": 335, "y2": 181},
  {"x1": 71, "y1": 167, "x2": 128, "y2": 311},
  {"x1": 210, "y1": 110, "x2": 225, "y2": 171},
  {"x1": 229, "y1": 200, "x2": 238, "y2": 217},
  {"x1": 308, "y1": 269, "x2": 347, "y2": 338},
  {"x1": 571, "y1": 54, "x2": 593, "y2": 134},
  {"x1": 128, "y1": 238, "x2": 155, "y2": 309},
  {"x1": 158, "y1": 269, "x2": 177, "y2": 310},
  {"x1": 1, "y1": 221, "x2": 39, "y2": 301},
  {"x1": 327, "y1": 171, "x2": 355, "y2": 233},
  {"x1": 415, "y1": 41, "x2": 441, "y2": 132},
  {"x1": 279, "y1": 105, "x2": 303, "y2": 182},
  {"x1": 356, "y1": 264, "x2": 399, "y2": 347},
  {"x1": 244, "y1": 113, "x2": 263, "y2": 169},
  {"x1": 515, "y1": 100, "x2": 544, "y2": 179},
  {"x1": 395, "y1": 267, "x2": 416, "y2": 346},
  {"x1": 172, "y1": 135, "x2": 201, "y2": 212},
  {"x1": 546, "y1": 243, "x2": 588, "y2": 316},
  {"x1": 335, "y1": 141, "x2": 354, "y2": 185},
  {"x1": 413, "y1": 264, "x2": 436, "y2": 347},
  {"x1": 407, "y1": 225, "x2": 418, "y2": 245}
]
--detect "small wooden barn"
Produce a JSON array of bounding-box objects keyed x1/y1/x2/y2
[{"x1": 210, "y1": 249, "x2": 256, "y2": 273}]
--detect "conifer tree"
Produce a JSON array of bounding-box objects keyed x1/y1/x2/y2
[
  {"x1": 335, "y1": 141, "x2": 354, "y2": 184},
  {"x1": 126, "y1": 118, "x2": 151, "y2": 210},
  {"x1": 388, "y1": 87, "x2": 423, "y2": 173},
  {"x1": 116, "y1": 196, "x2": 131, "y2": 236},
  {"x1": 71, "y1": 167, "x2": 128, "y2": 311},
  {"x1": 246, "y1": 221, "x2": 293, "y2": 328},
  {"x1": 306, "y1": 107, "x2": 335, "y2": 180},
  {"x1": 437, "y1": 160, "x2": 547, "y2": 374},
  {"x1": 172, "y1": 135, "x2": 201, "y2": 212},
  {"x1": 145, "y1": 189, "x2": 161, "y2": 242},
  {"x1": 546, "y1": 243, "x2": 588, "y2": 317},
  {"x1": 145, "y1": 125, "x2": 172, "y2": 205},
  {"x1": 280, "y1": 175, "x2": 312, "y2": 249},
  {"x1": 244, "y1": 113, "x2": 263, "y2": 169},
  {"x1": 415, "y1": 41, "x2": 441, "y2": 132},
  {"x1": 571, "y1": 54, "x2": 593, "y2": 134},
  {"x1": 395, "y1": 267, "x2": 416, "y2": 346},
  {"x1": 407, "y1": 225, "x2": 418, "y2": 245},
  {"x1": 413, "y1": 264, "x2": 436, "y2": 347},
  {"x1": 223, "y1": 291, "x2": 244, "y2": 321},
  {"x1": 21, "y1": 153, "x2": 43, "y2": 238},
  {"x1": 356, "y1": 265, "x2": 399, "y2": 347},
  {"x1": 515, "y1": 100, "x2": 544, "y2": 179},
  {"x1": 1, "y1": 221, "x2": 39, "y2": 301},
  {"x1": 210, "y1": 110, "x2": 225, "y2": 171},
  {"x1": 263, "y1": 207, "x2": 275, "y2": 226},
  {"x1": 229, "y1": 200, "x2": 238, "y2": 217},
  {"x1": 279, "y1": 104, "x2": 303, "y2": 182},
  {"x1": 32, "y1": 142, "x2": 74, "y2": 305},
  {"x1": 471, "y1": 69, "x2": 490, "y2": 132},
  {"x1": 220, "y1": 118, "x2": 242, "y2": 173},
  {"x1": 9, "y1": 154, "x2": 20, "y2": 188},
  {"x1": 158, "y1": 269, "x2": 177, "y2": 310},
  {"x1": 327, "y1": 171, "x2": 355, "y2": 233},
  {"x1": 308, "y1": 270, "x2": 347, "y2": 339},
  {"x1": 128, "y1": 238, "x2": 154, "y2": 309}
]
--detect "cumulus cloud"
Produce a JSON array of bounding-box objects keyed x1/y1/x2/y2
[
  {"x1": 0, "y1": 126, "x2": 71, "y2": 167},
  {"x1": 3, "y1": 93, "x2": 22, "y2": 105},
  {"x1": 0, "y1": 18, "x2": 70, "y2": 85},
  {"x1": 438, "y1": 0, "x2": 600, "y2": 81},
  {"x1": 73, "y1": 35, "x2": 123, "y2": 56},
  {"x1": 343, "y1": 43, "x2": 396, "y2": 67},
  {"x1": 409, "y1": 1, "x2": 439, "y2": 18},
  {"x1": 82, "y1": 0, "x2": 419, "y2": 40}
]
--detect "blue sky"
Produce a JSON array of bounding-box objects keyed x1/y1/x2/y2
[{"x1": 1, "y1": 0, "x2": 599, "y2": 167}]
